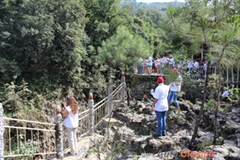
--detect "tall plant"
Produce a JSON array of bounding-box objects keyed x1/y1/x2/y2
[{"x1": 166, "y1": 0, "x2": 240, "y2": 148}]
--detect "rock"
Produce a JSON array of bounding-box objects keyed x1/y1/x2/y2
[{"x1": 113, "y1": 112, "x2": 131, "y2": 122}]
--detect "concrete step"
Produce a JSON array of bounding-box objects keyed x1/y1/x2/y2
[{"x1": 62, "y1": 134, "x2": 104, "y2": 160}]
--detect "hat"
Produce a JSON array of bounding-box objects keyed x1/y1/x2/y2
[
  {"x1": 172, "y1": 68, "x2": 178, "y2": 72},
  {"x1": 157, "y1": 76, "x2": 164, "y2": 83}
]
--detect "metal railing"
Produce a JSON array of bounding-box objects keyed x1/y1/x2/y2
[
  {"x1": 2, "y1": 117, "x2": 56, "y2": 159},
  {"x1": 0, "y1": 74, "x2": 126, "y2": 159}
]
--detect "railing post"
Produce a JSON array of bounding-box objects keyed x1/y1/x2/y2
[
  {"x1": 237, "y1": 68, "x2": 239, "y2": 88},
  {"x1": 0, "y1": 103, "x2": 3, "y2": 160},
  {"x1": 107, "y1": 79, "x2": 113, "y2": 117},
  {"x1": 121, "y1": 72, "x2": 126, "y2": 103},
  {"x1": 226, "y1": 67, "x2": 229, "y2": 88},
  {"x1": 54, "y1": 106, "x2": 63, "y2": 159},
  {"x1": 88, "y1": 92, "x2": 94, "y2": 136}
]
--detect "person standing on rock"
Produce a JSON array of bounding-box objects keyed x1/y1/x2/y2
[
  {"x1": 151, "y1": 76, "x2": 170, "y2": 138},
  {"x1": 168, "y1": 68, "x2": 182, "y2": 113},
  {"x1": 62, "y1": 95, "x2": 79, "y2": 156}
]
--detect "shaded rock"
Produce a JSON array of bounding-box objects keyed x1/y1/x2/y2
[{"x1": 113, "y1": 112, "x2": 131, "y2": 123}]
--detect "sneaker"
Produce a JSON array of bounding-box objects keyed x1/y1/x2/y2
[
  {"x1": 152, "y1": 133, "x2": 161, "y2": 138},
  {"x1": 67, "y1": 152, "x2": 74, "y2": 156}
]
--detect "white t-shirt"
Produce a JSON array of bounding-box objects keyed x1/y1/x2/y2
[
  {"x1": 221, "y1": 90, "x2": 232, "y2": 98},
  {"x1": 153, "y1": 83, "x2": 170, "y2": 112},
  {"x1": 63, "y1": 106, "x2": 78, "y2": 128},
  {"x1": 177, "y1": 63, "x2": 183, "y2": 70},
  {"x1": 146, "y1": 56, "x2": 153, "y2": 66},
  {"x1": 204, "y1": 62, "x2": 207, "y2": 70},
  {"x1": 187, "y1": 61, "x2": 193, "y2": 68},
  {"x1": 162, "y1": 57, "x2": 168, "y2": 63},
  {"x1": 169, "y1": 57, "x2": 174, "y2": 65},
  {"x1": 155, "y1": 58, "x2": 161, "y2": 66},
  {"x1": 170, "y1": 75, "x2": 182, "y2": 92},
  {"x1": 194, "y1": 61, "x2": 199, "y2": 69}
]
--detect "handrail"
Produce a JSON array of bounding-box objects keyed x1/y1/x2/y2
[
  {"x1": 94, "y1": 100, "x2": 107, "y2": 111},
  {"x1": 78, "y1": 113, "x2": 89, "y2": 121},
  {"x1": 112, "y1": 83, "x2": 123, "y2": 97},
  {"x1": 3, "y1": 117, "x2": 55, "y2": 126},
  {"x1": 3, "y1": 126, "x2": 55, "y2": 132},
  {"x1": 78, "y1": 109, "x2": 89, "y2": 116},
  {"x1": 5, "y1": 152, "x2": 57, "y2": 157},
  {"x1": 1, "y1": 79, "x2": 125, "y2": 159},
  {"x1": 94, "y1": 113, "x2": 109, "y2": 128},
  {"x1": 94, "y1": 96, "x2": 108, "y2": 108},
  {"x1": 93, "y1": 82, "x2": 123, "y2": 129}
]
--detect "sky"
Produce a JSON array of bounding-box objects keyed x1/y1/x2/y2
[{"x1": 136, "y1": 0, "x2": 185, "y2": 3}]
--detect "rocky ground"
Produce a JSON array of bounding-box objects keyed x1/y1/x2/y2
[
  {"x1": 81, "y1": 95, "x2": 240, "y2": 160},
  {"x1": 44, "y1": 80, "x2": 240, "y2": 160}
]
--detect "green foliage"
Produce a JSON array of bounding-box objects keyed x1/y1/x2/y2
[
  {"x1": 98, "y1": 25, "x2": 151, "y2": 73},
  {"x1": 0, "y1": 0, "x2": 87, "y2": 94},
  {"x1": 231, "y1": 88, "x2": 240, "y2": 101},
  {"x1": 162, "y1": 68, "x2": 179, "y2": 85},
  {"x1": 0, "y1": 80, "x2": 45, "y2": 120},
  {"x1": 131, "y1": 75, "x2": 157, "y2": 88},
  {"x1": 5, "y1": 134, "x2": 39, "y2": 160}
]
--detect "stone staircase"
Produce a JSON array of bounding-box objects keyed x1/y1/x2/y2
[{"x1": 61, "y1": 134, "x2": 104, "y2": 160}]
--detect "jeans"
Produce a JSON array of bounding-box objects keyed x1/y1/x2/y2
[
  {"x1": 137, "y1": 66, "x2": 144, "y2": 74},
  {"x1": 200, "y1": 69, "x2": 205, "y2": 79},
  {"x1": 168, "y1": 91, "x2": 179, "y2": 108},
  {"x1": 66, "y1": 127, "x2": 77, "y2": 155},
  {"x1": 155, "y1": 111, "x2": 167, "y2": 135}
]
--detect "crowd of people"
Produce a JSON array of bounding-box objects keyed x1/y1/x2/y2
[{"x1": 136, "y1": 55, "x2": 208, "y2": 79}]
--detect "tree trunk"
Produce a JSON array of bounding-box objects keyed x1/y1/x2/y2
[
  {"x1": 127, "y1": 87, "x2": 131, "y2": 106},
  {"x1": 213, "y1": 64, "x2": 222, "y2": 144},
  {"x1": 188, "y1": 62, "x2": 210, "y2": 149}
]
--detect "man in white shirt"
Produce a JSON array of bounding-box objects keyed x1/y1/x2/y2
[{"x1": 152, "y1": 76, "x2": 170, "y2": 138}]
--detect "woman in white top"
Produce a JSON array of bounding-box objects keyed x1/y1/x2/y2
[
  {"x1": 62, "y1": 95, "x2": 79, "y2": 156},
  {"x1": 168, "y1": 68, "x2": 182, "y2": 112}
]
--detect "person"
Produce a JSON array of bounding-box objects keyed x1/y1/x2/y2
[
  {"x1": 152, "y1": 76, "x2": 170, "y2": 138},
  {"x1": 193, "y1": 59, "x2": 199, "y2": 72},
  {"x1": 137, "y1": 57, "x2": 144, "y2": 74},
  {"x1": 221, "y1": 88, "x2": 233, "y2": 101},
  {"x1": 62, "y1": 95, "x2": 79, "y2": 156},
  {"x1": 187, "y1": 59, "x2": 193, "y2": 72},
  {"x1": 168, "y1": 55, "x2": 175, "y2": 68},
  {"x1": 177, "y1": 61, "x2": 184, "y2": 72},
  {"x1": 168, "y1": 68, "x2": 182, "y2": 113},
  {"x1": 146, "y1": 56, "x2": 153, "y2": 74},
  {"x1": 155, "y1": 56, "x2": 162, "y2": 74},
  {"x1": 161, "y1": 55, "x2": 169, "y2": 72}
]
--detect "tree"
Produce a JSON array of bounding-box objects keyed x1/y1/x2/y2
[
  {"x1": 0, "y1": 0, "x2": 87, "y2": 94},
  {"x1": 98, "y1": 26, "x2": 151, "y2": 74},
  {"x1": 165, "y1": 0, "x2": 240, "y2": 148}
]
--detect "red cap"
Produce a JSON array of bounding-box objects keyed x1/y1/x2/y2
[
  {"x1": 157, "y1": 76, "x2": 164, "y2": 83},
  {"x1": 172, "y1": 68, "x2": 178, "y2": 72}
]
